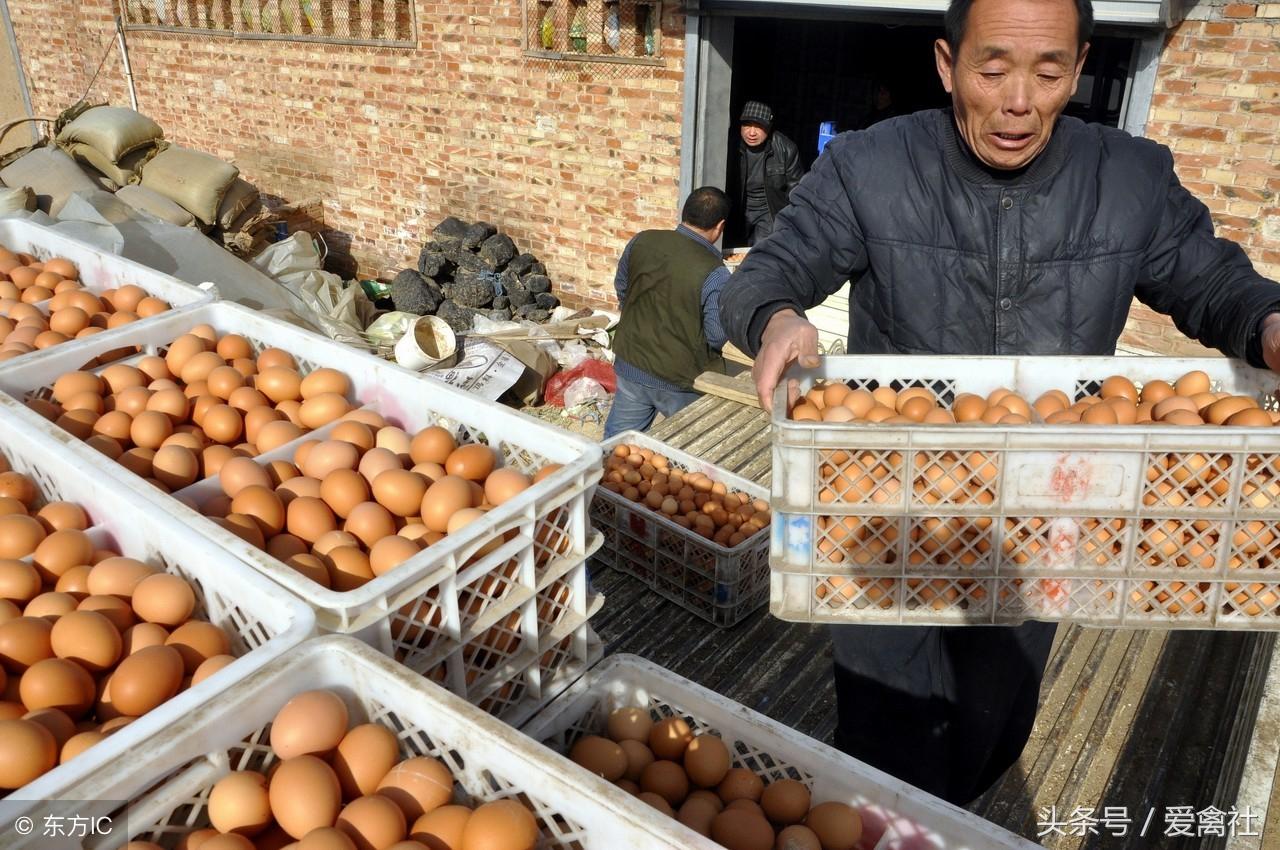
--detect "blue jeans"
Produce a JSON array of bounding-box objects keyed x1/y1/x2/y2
[{"x1": 603, "y1": 374, "x2": 701, "y2": 439}]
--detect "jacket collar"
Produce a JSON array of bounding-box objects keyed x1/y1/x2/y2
[{"x1": 938, "y1": 108, "x2": 1072, "y2": 187}]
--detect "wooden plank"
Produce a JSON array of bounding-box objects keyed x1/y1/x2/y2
[
  {"x1": 723, "y1": 342, "x2": 753, "y2": 367},
  {"x1": 693, "y1": 371, "x2": 761, "y2": 408}
]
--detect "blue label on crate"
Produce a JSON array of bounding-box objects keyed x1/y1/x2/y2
[{"x1": 782, "y1": 514, "x2": 811, "y2": 559}]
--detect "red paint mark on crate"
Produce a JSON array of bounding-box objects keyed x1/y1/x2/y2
[
  {"x1": 1039, "y1": 578, "x2": 1071, "y2": 608},
  {"x1": 1049, "y1": 455, "x2": 1093, "y2": 503}
]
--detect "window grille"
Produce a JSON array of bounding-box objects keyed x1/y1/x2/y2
[
  {"x1": 119, "y1": 0, "x2": 416, "y2": 47},
  {"x1": 523, "y1": 0, "x2": 662, "y2": 65}
]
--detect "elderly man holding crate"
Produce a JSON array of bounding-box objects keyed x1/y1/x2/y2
[{"x1": 718, "y1": 0, "x2": 1280, "y2": 808}]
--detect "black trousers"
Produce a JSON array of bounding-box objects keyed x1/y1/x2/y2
[{"x1": 829, "y1": 620, "x2": 1058, "y2": 806}]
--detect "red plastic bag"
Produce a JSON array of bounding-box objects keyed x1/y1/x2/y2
[{"x1": 545, "y1": 359, "x2": 617, "y2": 407}]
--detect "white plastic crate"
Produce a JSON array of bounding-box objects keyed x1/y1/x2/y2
[
  {"x1": 0, "y1": 217, "x2": 213, "y2": 324},
  {"x1": 32, "y1": 636, "x2": 738, "y2": 850},
  {"x1": 522, "y1": 654, "x2": 1043, "y2": 850},
  {"x1": 770, "y1": 355, "x2": 1280, "y2": 629},
  {"x1": 0, "y1": 302, "x2": 603, "y2": 655},
  {"x1": 0, "y1": 406, "x2": 314, "y2": 829},
  {"x1": 592, "y1": 431, "x2": 770, "y2": 627}
]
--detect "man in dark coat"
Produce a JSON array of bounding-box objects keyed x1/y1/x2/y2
[
  {"x1": 733, "y1": 101, "x2": 806, "y2": 246},
  {"x1": 719, "y1": 0, "x2": 1280, "y2": 807}
]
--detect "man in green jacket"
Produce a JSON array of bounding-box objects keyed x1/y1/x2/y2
[{"x1": 604, "y1": 187, "x2": 731, "y2": 439}]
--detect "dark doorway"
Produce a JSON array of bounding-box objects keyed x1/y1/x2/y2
[{"x1": 721, "y1": 15, "x2": 1137, "y2": 247}]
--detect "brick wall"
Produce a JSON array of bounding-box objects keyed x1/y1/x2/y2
[
  {"x1": 1120, "y1": 0, "x2": 1280, "y2": 354},
  {"x1": 5, "y1": 0, "x2": 685, "y2": 308}
]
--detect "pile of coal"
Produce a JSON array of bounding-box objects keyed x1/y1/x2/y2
[{"x1": 390, "y1": 216, "x2": 561, "y2": 333}]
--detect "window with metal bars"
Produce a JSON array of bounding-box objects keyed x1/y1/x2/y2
[
  {"x1": 119, "y1": 0, "x2": 416, "y2": 47},
  {"x1": 523, "y1": 0, "x2": 662, "y2": 65}
]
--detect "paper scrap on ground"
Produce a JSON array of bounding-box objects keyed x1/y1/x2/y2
[{"x1": 424, "y1": 339, "x2": 525, "y2": 401}]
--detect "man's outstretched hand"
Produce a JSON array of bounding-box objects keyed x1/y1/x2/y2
[
  {"x1": 753, "y1": 309, "x2": 820, "y2": 413},
  {"x1": 1262, "y1": 313, "x2": 1280, "y2": 375}
]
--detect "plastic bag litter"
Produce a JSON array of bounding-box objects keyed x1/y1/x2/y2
[
  {"x1": 544, "y1": 359, "x2": 617, "y2": 407},
  {"x1": 250, "y1": 232, "x2": 375, "y2": 349},
  {"x1": 555, "y1": 340, "x2": 592, "y2": 370},
  {"x1": 363, "y1": 311, "x2": 421, "y2": 348},
  {"x1": 563, "y1": 377, "x2": 608, "y2": 408}
]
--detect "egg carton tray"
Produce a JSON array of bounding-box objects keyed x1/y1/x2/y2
[
  {"x1": 19, "y1": 636, "x2": 723, "y2": 850},
  {"x1": 0, "y1": 302, "x2": 603, "y2": 649},
  {"x1": 0, "y1": 217, "x2": 213, "y2": 317},
  {"x1": 591, "y1": 431, "x2": 770, "y2": 628},
  {"x1": 521, "y1": 653, "x2": 1043, "y2": 850},
  {"x1": 0, "y1": 405, "x2": 314, "y2": 832},
  {"x1": 770, "y1": 355, "x2": 1280, "y2": 628}
]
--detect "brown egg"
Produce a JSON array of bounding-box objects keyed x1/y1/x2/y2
[
  {"x1": 0, "y1": 472, "x2": 36, "y2": 506},
  {"x1": 420, "y1": 476, "x2": 473, "y2": 534},
  {"x1": 270, "y1": 689, "x2": 348, "y2": 758},
  {"x1": 87, "y1": 557, "x2": 157, "y2": 598},
  {"x1": 376, "y1": 756, "x2": 455, "y2": 821},
  {"x1": 152, "y1": 445, "x2": 200, "y2": 490},
  {"x1": 121, "y1": 622, "x2": 170, "y2": 655},
  {"x1": 712, "y1": 809, "x2": 775, "y2": 850},
  {"x1": 54, "y1": 564, "x2": 92, "y2": 597},
  {"x1": 332, "y1": 723, "x2": 400, "y2": 800},
  {"x1": 227, "y1": 386, "x2": 271, "y2": 412},
  {"x1": 20, "y1": 657, "x2": 96, "y2": 716},
  {"x1": 718, "y1": 767, "x2": 764, "y2": 803},
  {"x1": 278, "y1": 476, "x2": 323, "y2": 504},
  {"x1": 0, "y1": 615, "x2": 53, "y2": 670},
  {"x1": 0, "y1": 559, "x2": 41, "y2": 603},
  {"x1": 326, "y1": 546, "x2": 375, "y2": 591},
  {"x1": 1174, "y1": 370, "x2": 1211, "y2": 397},
  {"x1": 131, "y1": 573, "x2": 196, "y2": 627},
  {"x1": 459, "y1": 800, "x2": 537, "y2": 850},
  {"x1": 60, "y1": 729, "x2": 107, "y2": 764},
  {"x1": 608, "y1": 706, "x2": 654, "y2": 742},
  {"x1": 641, "y1": 759, "x2": 690, "y2": 807},
  {"x1": 296, "y1": 828, "x2": 357, "y2": 850},
  {"x1": 684, "y1": 734, "x2": 731, "y2": 788},
  {"x1": 0, "y1": 514, "x2": 46, "y2": 558},
  {"x1": 1227, "y1": 408, "x2": 1273, "y2": 427},
  {"x1": 231, "y1": 486, "x2": 286, "y2": 537},
  {"x1": 409, "y1": 806, "x2": 471, "y2": 850},
  {"x1": 300, "y1": 394, "x2": 352, "y2": 430},
  {"x1": 202, "y1": 404, "x2": 244, "y2": 445},
  {"x1": 77, "y1": 595, "x2": 135, "y2": 631},
  {"x1": 951, "y1": 394, "x2": 987, "y2": 422},
  {"x1": 165, "y1": 621, "x2": 231, "y2": 674},
  {"x1": 50, "y1": 610, "x2": 121, "y2": 672},
  {"x1": 191, "y1": 653, "x2": 236, "y2": 686},
  {"x1": 776, "y1": 825, "x2": 823, "y2": 850},
  {"x1": 220, "y1": 456, "x2": 273, "y2": 498},
  {"x1": 270, "y1": 755, "x2": 344, "y2": 839},
  {"x1": 373, "y1": 470, "x2": 430, "y2": 517},
  {"x1": 286, "y1": 553, "x2": 331, "y2": 586},
  {"x1": 209, "y1": 770, "x2": 272, "y2": 836},
  {"x1": 25, "y1": 591, "x2": 78, "y2": 620},
  {"x1": 300, "y1": 367, "x2": 352, "y2": 400},
  {"x1": 110, "y1": 644, "x2": 183, "y2": 715},
  {"x1": 0, "y1": 718, "x2": 57, "y2": 788},
  {"x1": 23, "y1": 707, "x2": 77, "y2": 752},
  {"x1": 336, "y1": 794, "x2": 408, "y2": 850},
  {"x1": 649, "y1": 716, "x2": 694, "y2": 760},
  {"x1": 760, "y1": 779, "x2": 811, "y2": 826},
  {"x1": 571, "y1": 735, "x2": 628, "y2": 780},
  {"x1": 805, "y1": 802, "x2": 863, "y2": 850},
  {"x1": 1207, "y1": 396, "x2": 1257, "y2": 425},
  {"x1": 359, "y1": 448, "x2": 404, "y2": 485},
  {"x1": 369, "y1": 536, "x2": 421, "y2": 576},
  {"x1": 255, "y1": 366, "x2": 303, "y2": 403},
  {"x1": 32, "y1": 529, "x2": 93, "y2": 580},
  {"x1": 445, "y1": 445, "x2": 496, "y2": 482},
  {"x1": 303, "y1": 441, "x2": 361, "y2": 480},
  {"x1": 1152, "y1": 396, "x2": 1199, "y2": 421}
]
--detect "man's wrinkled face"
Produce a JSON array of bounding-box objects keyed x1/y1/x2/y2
[
  {"x1": 935, "y1": 0, "x2": 1088, "y2": 170},
  {"x1": 740, "y1": 121, "x2": 769, "y2": 147}
]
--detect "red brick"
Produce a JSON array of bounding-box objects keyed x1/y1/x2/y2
[{"x1": 1224, "y1": 3, "x2": 1258, "y2": 17}]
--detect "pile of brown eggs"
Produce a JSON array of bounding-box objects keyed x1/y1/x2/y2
[
  {"x1": 570, "y1": 706, "x2": 862, "y2": 850},
  {"x1": 128, "y1": 689, "x2": 540, "y2": 850},
  {"x1": 24, "y1": 327, "x2": 360, "y2": 477},
  {"x1": 601, "y1": 445, "x2": 770, "y2": 548},
  {"x1": 790, "y1": 372, "x2": 1280, "y2": 427},
  {"x1": 200, "y1": 424, "x2": 560, "y2": 592},
  {"x1": 0, "y1": 248, "x2": 170, "y2": 363},
  {"x1": 20, "y1": 326, "x2": 563, "y2": 592},
  {"x1": 0, "y1": 461, "x2": 236, "y2": 791}
]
